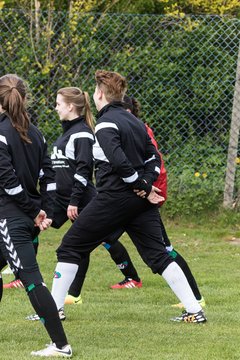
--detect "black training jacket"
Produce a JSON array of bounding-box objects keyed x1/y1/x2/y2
[
  {"x1": 93, "y1": 102, "x2": 160, "y2": 193},
  {"x1": 51, "y1": 116, "x2": 95, "y2": 206},
  {"x1": 0, "y1": 113, "x2": 56, "y2": 220}
]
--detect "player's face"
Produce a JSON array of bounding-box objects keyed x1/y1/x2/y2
[{"x1": 55, "y1": 94, "x2": 72, "y2": 120}]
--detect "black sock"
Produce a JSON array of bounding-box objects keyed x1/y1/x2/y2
[
  {"x1": 27, "y1": 283, "x2": 68, "y2": 348},
  {"x1": 106, "y1": 241, "x2": 140, "y2": 282},
  {"x1": 32, "y1": 236, "x2": 39, "y2": 255},
  {"x1": 68, "y1": 255, "x2": 90, "y2": 297},
  {"x1": 169, "y1": 249, "x2": 202, "y2": 301}
]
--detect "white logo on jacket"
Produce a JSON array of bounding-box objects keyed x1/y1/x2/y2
[
  {"x1": 51, "y1": 146, "x2": 68, "y2": 160},
  {"x1": 51, "y1": 146, "x2": 69, "y2": 168}
]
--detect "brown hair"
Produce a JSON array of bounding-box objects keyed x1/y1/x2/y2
[
  {"x1": 95, "y1": 70, "x2": 127, "y2": 102},
  {"x1": 57, "y1": 87, "x2": 94, "y2": 130},
  {"x1": 0, "y1": 74, "x2": 31, "y2": 143},
  {"x1": 123, "y1": 95, "x2": 141, "y2": 118}
]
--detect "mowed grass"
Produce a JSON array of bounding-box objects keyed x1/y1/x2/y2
[{"x1": 1, "y1": 212, "x2": 240, "y2": 360}]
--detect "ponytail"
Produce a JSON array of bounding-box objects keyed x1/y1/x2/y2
[
  {"x1": 0, "y1": 74, "x2": 31, "y2": 144},
  {"x1": 82, "y1": 91, "x2": 95, "y2": 131},
  {"x1": 131, "y1": 97, "x2": 141, "y2": 118},
  {"x1": 123, "y1": 95, "x2": 141, "y2": 118}
]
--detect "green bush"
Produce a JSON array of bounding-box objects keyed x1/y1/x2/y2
[
  {"x1": 163, "y1": 136, "x2": 226, "y2": 216},
  {"x1": 165, "y1": 166, "x2": 224, "y2": 216}
]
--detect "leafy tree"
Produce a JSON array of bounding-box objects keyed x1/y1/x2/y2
[
  {"x1": 160, "y1": 0, "x2": 240, "y2": 16},
  {"x1": 2, "y1": 0, "x2": 240, "y2": 16},
  {"x1": 2, "y1": 0, "x2": 97, "y2": 11}
]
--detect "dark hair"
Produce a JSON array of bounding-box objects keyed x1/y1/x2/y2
[
  {"x1": 57, "y1": 87, "x2": 95, "y2": 130},
  {"x1": 0, "y1": 74, "x2": 31, "y2": 143},
  {"x1": 95, "y1": 70, "x2": 127, "y2": 102},
  {"x1": 123, "y1": 95, "x2": 141, "y2": 118}
]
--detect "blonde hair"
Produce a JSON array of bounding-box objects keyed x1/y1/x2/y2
[
  {"x1": 95, "y1": 70, "x2": 127, "y2": 102},
  {"x1": 57, "y1": 87, "x2": 94, "y2": 130},
  {"x1": 0, "y1": 74, "x2": 31, "y2": 143}
]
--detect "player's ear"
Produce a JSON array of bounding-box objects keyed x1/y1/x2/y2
[
  {"x1": 96, "y1": 86, "x2": 103, "y2": 100},
  {"x1": 68, "y1": 103, "x2": 74, "y2": 112}
]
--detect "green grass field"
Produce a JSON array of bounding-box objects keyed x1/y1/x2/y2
[{"x1": 1, "y1": 212, "x2": 240, "y2": 360}]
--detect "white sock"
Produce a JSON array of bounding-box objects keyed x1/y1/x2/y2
[
  {"x1": 162, "y1": 262, "x2": 202, "y2": 313},
  {"x1": 51, "y1": 262, "x2": 78, "y2": 310}
]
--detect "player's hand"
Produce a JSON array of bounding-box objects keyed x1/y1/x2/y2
[
  {"x1": 147, "y1": 186, "x2": 165, "y2": 204},
  {"x1": 34, "y1": 210, "x2": 52, "y2": 231},
  {"x1": 133, "y1": 189, "x2": 147, "y2": 198},
  {"x1": 34, "y1": 210, "x2": 47, "y2": 227},
  {"x1": 67, "y1": 205, "x2": 78, "y2": 221},
  {"x1": 131, "y1": 178, "x2": 152, "y2": 197},
  {"x1": 38, "y1": 218, "x2": 52, "y2": 231}
]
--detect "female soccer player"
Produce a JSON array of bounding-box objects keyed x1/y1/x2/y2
[
  {"x1": 123, "y1": 95, "x2": 205, "y2": 309},
  {"x1": 52, "y1": 87, "x2": 142, "y2": 304},
  {"x1": 0, "y1": 74, "x2": 72, "y2": 357}
]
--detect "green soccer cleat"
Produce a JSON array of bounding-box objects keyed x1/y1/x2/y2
[{"x1": 64, "y1": 294, "x2": 83, "y2": 305}]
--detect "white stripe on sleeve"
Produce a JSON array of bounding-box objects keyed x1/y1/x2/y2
[
  {"x1": 74, "y1": 174, "x2": 87, "y2": 186},
  {"x1": 95, "y1": 122, "x2": 119, "y2": 134},
  {"x1": 5, "y1": 184, "x2": 23, "y2": 195},
  {"x1": 122, "y1": 171, "x2": 138, "y2": 184}
]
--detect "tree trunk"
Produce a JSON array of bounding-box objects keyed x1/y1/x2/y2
[
  {"x1": 223, "y1": 42, "x2": 240, "y2": 208},
  {"x1": 35, "y1": 0, "x2": 40, "y2": 43}
]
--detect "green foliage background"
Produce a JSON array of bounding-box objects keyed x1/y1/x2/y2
[{"x1": 1, "y1": 9, "x2": 240, "y2": 215}]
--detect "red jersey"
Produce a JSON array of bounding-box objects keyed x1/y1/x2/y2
[{"x1": 145, "y1": 124, "x2": 167, "y2": 206}]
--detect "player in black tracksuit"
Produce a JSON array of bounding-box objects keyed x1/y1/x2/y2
[
  {"x1": 0, "y1": 74, "x2": 72, "y2": 357},
  {"x1": 49, "y1": 87, "x2": 96, "y2": 305},
  {"x1": 51, "y1": 70, "x2": 206, "y2": 323},
  {"x1": 123, "y1": 95, "x2": 205, "y2": 308},
  {"x1": 51, "y1": 114, "x2": 141, "y2": 298},
  {"x1": 50, "y1": 87, "x2": 142, "y2": 306}
]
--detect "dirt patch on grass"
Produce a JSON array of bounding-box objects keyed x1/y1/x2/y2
[{"x1": 226, "y1": 237, "x2": 240, "y2": 245}]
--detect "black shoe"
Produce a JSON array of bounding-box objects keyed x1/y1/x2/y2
[{"x1": 171, "y1": 310, "x2": 207, "y2": 323}]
